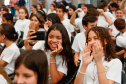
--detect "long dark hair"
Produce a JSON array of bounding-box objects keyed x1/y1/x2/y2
[
  {"x1": 44, "y1": 23, "x2": 76, "y2": 75},
  {"x1": 86, "y1": 26, "x2": 118, "y2": 61},
  {"x1": 68, "y1": 5, "x2": 78, "y2": 19},
  {"x1": 14, "y1": 50, "x2": 48, "y2": 84},
  {"x1": 20, "y1": 6, "x2": 29, "y2": 19}
]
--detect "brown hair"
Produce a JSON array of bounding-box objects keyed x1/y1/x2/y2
[
  {"x1": 1, "y1": 6, "x2": 9, "y2": 13},
  {"x1": 15, "y1": 50, "x2": 48, "y2": 84},
  {"x1": 114, "y1": 18, "x2": 125, "y2": 30},
  {"x1": 30, "y1": 12, "x2": 45, "y2": 28},
  {"x1": 0, "y1": 65, "x2": 12, "y2": 84},
  {"x1": 86, "y1": 26, "x2": 118, "y2": 62},
  {"x1": 97, "y1": 1, "x2": 108, "y2": 10},
  {"x1": 20, "y1": 6, "x2": 29, "y2": 19},
  {"x1": 87, "y1": 8, "x2": 99, "y2": 16}
]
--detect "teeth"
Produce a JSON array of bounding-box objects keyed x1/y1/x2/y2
[{"x1": 52, "y1": 44, "x2": 57, "y2": 47}]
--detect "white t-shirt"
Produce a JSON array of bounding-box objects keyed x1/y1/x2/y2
[
  {"x1": 0, "y1": 43, "x2": 20, "y2": 74},
  {"x1": 14, "y1": 19, "x2": 30, "y2": 32},
  {"x1": 0, "y1": 17, "x2": 2, "y2": 25},
  {"x1": 72, "y1": 32, "x2": 86, "y2": 60},
  {"x1": 56, "y1": 0, "x2": 62, "y2": 2},
  {"x1": 75, "y1": 18, "x2": 85, "y2": 32},
  {"x1": 33, "y1": 41, "x2": 67, "y2": 83},
  {"x1": 64, "y1": 0, "x2": 72, "y2": 3},
  {"x1": 78, "y1": 11, "x2": 85, "y2": 19},
  {"x1": 75, "y1": 18, "x2": 109, "y2": 32},
  {"x1": 62, "y1": 19, "x2": 75, "y2": 33},
  {"x1": 98, "y1": 12, "x2": 115, "y2": 22},
  {"x1": 23, "y1": 26, "x2": 45, "y2": 40},
  {"x1": 0, "y1": 75, "x2": 7, "y2": 84},
  {"x1": 112, "y1": 11, "x2": 116, "y2": 18},
  {"x1": 116, "y1": 32, "x2": 126, "y2": 48},
  {"x1": 109, "y1": 24, "x2": 119, "y2": 36},
  {"x1": 80, "y1": 57, "x2": 122, "y2": 84},
  {"x1": 15, "y1": 10, "x2": 19, "y2": 20},
  {"x1": 47, "y1": 9, "x2": 56, "y2": 15},
  {"x1": 43, "y1": 8, "x2": 47, "y2": 14}
]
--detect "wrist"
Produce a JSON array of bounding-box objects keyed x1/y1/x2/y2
[
  {"x1": 29, "y1": 43, "x2": 35, "y2": 46},
  {"x1": 96, "y1": 61, "x2": 103, "y2": 65}
]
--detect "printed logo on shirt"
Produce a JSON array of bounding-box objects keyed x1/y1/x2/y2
[
  {"x1": 104, "y1": 66, "x2": 108, "y2": 74},
  {"x1": 0, "y1": 55, "x2": 4, "y2": 60}
]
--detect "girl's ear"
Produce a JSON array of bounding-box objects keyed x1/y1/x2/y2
[
  {"x1": 2, "y1": 34, "x2": 6, "y2": 40},
  {"x1": 25, "y1": 13, "x2": 27, "y2": 17}
]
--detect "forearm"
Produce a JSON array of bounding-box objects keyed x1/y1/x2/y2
[
  {"x1": 24, "y1": 40, "x2": 33, "y2": 50},
  {"x1": 116, "y1": 50, "x2": 125, "y2": 56},
  {"x1": 120, "y1": 0, "x2": 126, "y2": 9},
  {"x1": 50, "y1": 57, "x2": 64, "y2": 83},
  {"x1": 103, "y1": 13, "x2": 113, "y2": 26},
  {"x1": 74, "y1": 65, "x2": 87, "y2": 84},
  {"x1": 70, "y1": 12, "x2": 77, "y2": 26},
  {"x1": 96, "y1": 61, "x2": 109, "y2": 84}
]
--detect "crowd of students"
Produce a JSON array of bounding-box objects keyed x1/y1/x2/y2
[{"x1": 0, "y1": 0, "x2": 126, "y2": 84}]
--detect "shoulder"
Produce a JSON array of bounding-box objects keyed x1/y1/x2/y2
[{"x1": 109, "y1": 58, "x2": 122, "y2": 66}]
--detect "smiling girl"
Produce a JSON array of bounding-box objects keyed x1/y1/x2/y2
[
  {"x1": 26, "y1": 23, "x2": 75, "y2": 83},
  {"x1": 74, "y1": 27, "x2": 122, "y2": 84}
]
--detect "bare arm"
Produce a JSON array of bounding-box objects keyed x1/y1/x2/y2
[
  {"x1": 97, "y1": 9, "x2": 113, "y2": 26},
  {"x1": 120, "y1": 0, "x2": 126, "y2": 13},
  {"x1": 116, "y1": 50, "x2": 125, "y2": 56},
  {"x1": 0, "y1": 60, "x2": 8, "y2": 67},
  {"x1": 74, "y1": 52, "x2": 80, "y2": 66},
  {"x1": 70, "y1": 8, "x2": 82, "y2": 26}
]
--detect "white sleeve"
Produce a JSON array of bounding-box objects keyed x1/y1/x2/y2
[
  {"x1": 116, "y1": 36, "x2": 126, "y2": 48},
  {"x1": 75, "y1": 18, "x2": 82, "y2": 28},
  {"x1": 0, "y1": 75, "x2": 7, "y2": 84},
  {"x1": 106, "y1": 59, "x2": 122, "y2": 84},
  {"x1": 57, "y1": 60, "x2": 67, "y2": 76},
  {"x1": 2, "y1": 49, "x2": 17, "y2": 63},
  {"x1": 68, "y1": 23, "x2": 75, "y2": 32},
  {"x1": 72, "y1": 34, "x2": 80, "y2": 52},
  {"x1": 32, "y1": 41, "x2": 45, "y2": 50},
  {"x1": 23, "y1": 27, "x2": 29, "y2": 40}
]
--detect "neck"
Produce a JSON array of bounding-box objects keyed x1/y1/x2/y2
[
  {"x1": 60, "y1": 17, "x2": 64, "y2": 21},
  {"x1": 120, "y1": 28, "x2": 126, "y2": 33},
  {"x1": 5, "y1": 40, "x2": 14, "y2": 48},
  {"x1": 51, "y1": 9, "x2": 54, "y2": 12},
  {"x1": 35, "y1": 27, "x2": 40, "y2": 31},
  {"x1": 21, "y1": 18, "x2": 25, "y2": 20}
]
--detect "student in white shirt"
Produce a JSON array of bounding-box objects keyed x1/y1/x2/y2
[
  {"x1": 0, "y1": 65, "x2": 12, "y2": 84},
  {"x1": 70, "y1": 8, "x2": 113, "y2": 32},
  {"x1": 14, "y1": 50, "x2": 48, "y2": 84},
  {"x1": 37, "y1": 3, "x2": 42, "y2": 10},
  {"x1": 14, "y1": 4, "x2": 20, "y2": 21},
  {"x1": 72, "y1": 14, "x2": 97, "y2": 66},
  {"x1": 0, "y1": 23, "x2": 20, "y2": 74},
  {"x1": 110, "y1": 2, "x2": 119, "y2": 17},
  {"x1": 24, "y1": 12, "x2": 45, "y2": 49},
  {"x1": 44, "y1": 13, "x2": 71, "y2": 40},
  {"x1": 26, "y1": 23, "x2": 76, "y2": 84},
  {"x1": 74, "y1": 26, "x2": 122, "y2": 84},
  {"x1": 47, "y1": 4, "x2": 56, "y2": 15},
  {"x1": 30, "y1": 5, "x2": 37, "y2": 18},
  {"x1": 56, "y1": 4, "x2": 75, "y2": 36},
  {"x1": 14, "y1": 7, "x2": 30, "y2": 33}
]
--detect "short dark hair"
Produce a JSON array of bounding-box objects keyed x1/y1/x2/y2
[
  {"x1": 110, "y1": 2, "x2": 119, "y2": 8},
  {"x1": 114, "y1": 18, "x2": 125, "y2": 30},
  {"x1": 87, "y1": 8, "x2": 99, "y2": 16},
  {"x1": 56, "y1": 4, "x2": 66, "y2": 12},
  {"x1": 3, "y1": 13, "x2": 13, "y2": 23},
  {"x1": 97, "y1": 1, "x2": 108, "y2": 9},
  {"x1": 82, "y1": 14, "x2": 97, "y2": 26},
  {"x1": 14, "y1": 3, "x2": 20, "y2": 7},
  {"x1": 1, "y1": 6, "x2": 9, "y2": 13},
  {"x1": 47, "y1": 13, "x2": 61, "y2": 24},
  {"x1": 15, "y1": 50, "x2": 48, "y2": 84}
]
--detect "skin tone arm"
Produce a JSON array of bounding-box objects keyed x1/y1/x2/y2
[
  {"x1": 97, "y1": 9, "x2": 113, "y2": 26},
  {"x1": 50, "y1": 43, "x2": 64, "y2": 83},
  {"x1": 74, "y1": 52, "x2": 80, "y2": 66},
  {"x1": 70, "y1": 8, "x2": 82, "y2": 26},
  {"x1": 116, "y1": 50, "x2": 125, "y2": 56},
  {"x1": 0, "y1": 60, "x2": 8, "y2": 67},
  {"x1": 120, "y1": 0, "x2": 126, "y2": 13},
  {"x1": 10, "y1": 0, "x2": 17, "y2": 4}
]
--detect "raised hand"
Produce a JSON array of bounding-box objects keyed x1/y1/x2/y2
[
  {"x1": 44, "y1": 22, "x2": 49, "y2": 32},
  {"x1": 82, "y1": 43, "x2": 94, "y2": 67},
  {"x1": 50, "y1": 42, "x2": 63, "y2": 56},
  {"x1": 75, "y1": 8, "x2": 82, "y2": 13},
  {"x1": 92, "y1": 41, "x2": 104, "y2": 63}
]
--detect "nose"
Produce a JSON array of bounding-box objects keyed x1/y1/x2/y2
[
  {"x1": 16, "y1": 76, "x2": 24, "y2": 84},
  {"x1": 90, "y1": 39, "x2": 96, "y2": 45},
  {"x1": 52, "y1": 38, "x2": 57, "y2": 42}
]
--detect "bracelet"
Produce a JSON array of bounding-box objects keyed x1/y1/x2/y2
[
  {"x1": 50, "y1": 62, "x2": 56, "y2": 64},
  {"x1": 50, "y1": 55, "x2": 56, "y2": 58},
  {"x1": 29, "y1": 43, "x2": 35, "y2": 46},
  {"x1": 97, "y1": 71, "x2": 104, "y2": 74},
  {"x1": 79, "y1": 71, "x2": 85, "y2": 75}
]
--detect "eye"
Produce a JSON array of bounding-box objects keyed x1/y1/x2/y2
[
  {"x1": 57, "y1": 37, "x2": 61, "y2": 39},
  {"x1": 14, "y1": 72, "x2": 19, "y2": 77},
  {"x1": 24, "y1": 74, "x2": 31, "y2": 78},
  {"x1": 49, "y1": 36, "x2": 53, "y2": 38},
  {"x1": 88, "y1": 39, "x2": 91, "y2": 42}
]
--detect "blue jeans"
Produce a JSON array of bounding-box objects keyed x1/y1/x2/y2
[{"x1": 10, "y1": 7, "x2": 15, "y2": 16}]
